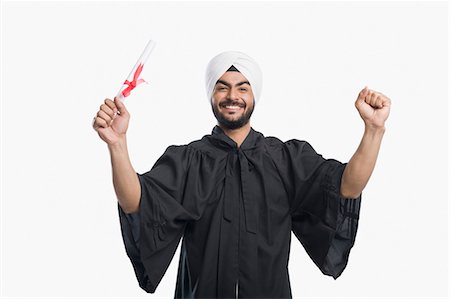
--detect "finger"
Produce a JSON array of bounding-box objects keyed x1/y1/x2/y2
[
  {"x1": 100, "y1": 103, "x2": 114, "y2": 119},
  {"x1": 375, "y1": 96, "x2": 384, "y2": 108},
  {"x1": 104, "y1": 98, "x2": 118, "y2": 114},
  {"x1": 363, "y1": 90, "x2": 371, "y2": 104},
  {"x1": 97, "y1": 110, "x2": 112, "y2": 124},
  {"x1": 362, "y1": 86, "x2": 370, "y2": 98},
  {"x1": 93, "y1": 116, "x2": 108, "y2": 129},
  {"x1": 357, "y1": 87, "x2": 366, "y2": 99},
  {"x1": 363, "y1": 86, "x2": 370, "y2": 97},
  {"x1": 114, "y1": 97, "x2": 128, "y2": 116},
  {"x1": 356, "y1": 87, "x2": 369, "y2": 107},
  {"x1": 368, "y1": 92, "x2": 378, "y2": 106}
]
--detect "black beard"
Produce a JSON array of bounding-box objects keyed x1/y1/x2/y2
[{"x1": 212, "y1": 99, "x2": 255, "y2": 130}]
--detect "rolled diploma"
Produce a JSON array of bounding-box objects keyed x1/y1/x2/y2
[{"x1": 116, "y1": 39, "x2": 156, "y2": 100}]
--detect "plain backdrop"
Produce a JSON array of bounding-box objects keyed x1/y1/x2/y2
[{"x1": 1, "y1": 1, "x2": 448, "y2": 298}]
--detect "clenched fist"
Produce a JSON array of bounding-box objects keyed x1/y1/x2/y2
[
  {"x1": 93, "y1": 97, "x2": 130, "y2": 145},
  {"x1": 355, "y1": 87, "x2": 391, "y2": 129}
]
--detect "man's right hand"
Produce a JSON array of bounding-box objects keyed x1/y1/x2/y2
[{"x1": 93, "y1": 97, "x2": 130, "y2": 145}]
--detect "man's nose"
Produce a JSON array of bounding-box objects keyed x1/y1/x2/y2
[{"x1": 227, "y1": 88, "x2": 239, "y2": 100}]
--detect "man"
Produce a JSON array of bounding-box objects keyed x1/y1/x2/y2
[{"x1": 93, "y1": 51, "x2": 390, "y2": 298}]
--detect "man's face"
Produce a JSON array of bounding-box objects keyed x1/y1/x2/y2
[{"x1": 211, "y1": 71, "x2": 255, "y2": 130}]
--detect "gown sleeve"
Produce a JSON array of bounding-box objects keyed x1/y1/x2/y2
[
  {"x1": 117, "y1": 145, "x2": 202, "y2": 293},
  {"x1": 284, "y1": 139, "x2": 361, "y2": 279}
]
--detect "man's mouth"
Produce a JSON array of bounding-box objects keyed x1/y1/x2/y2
[{"x1": 219, "y1": 102, "x2": 245, "y2": 113}]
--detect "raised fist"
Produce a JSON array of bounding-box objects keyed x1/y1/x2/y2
[
  {"x1": 92, "y1": 97, "x2": 130, "y2": 145},
  {"x1": 355, "y1": 87, "x2": 391, "y2": 129}
]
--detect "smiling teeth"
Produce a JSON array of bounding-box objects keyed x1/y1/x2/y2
[{"x1": 225, "y1": 106, "x2": 240, "y2": 109}]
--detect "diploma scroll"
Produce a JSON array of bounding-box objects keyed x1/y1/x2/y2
[{"x1": 116, "y1": 39, "x2": 156, "y2": 100}]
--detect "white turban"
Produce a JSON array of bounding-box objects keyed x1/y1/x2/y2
[{"x1": 205, "y1": 51, "x2": 262, "y2": 104}]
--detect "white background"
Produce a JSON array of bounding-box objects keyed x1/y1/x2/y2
[{"x1": 1, "y1": 1, "x2": 448, "y2": 298}]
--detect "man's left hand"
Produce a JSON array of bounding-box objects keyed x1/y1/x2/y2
[{"x1": 355, "y1": 87, "x2": 391, "y2": 129}]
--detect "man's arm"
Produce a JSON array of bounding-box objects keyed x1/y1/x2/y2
[
  {"x1": 340, "y1": 87, "x2": 391, "y2": 198},
  {"x1": 93, "y1": 97, "x2": 141, "y2": 214},
  {"x1": 108, "y1": 137, "x2": 141, "y2": 214}
]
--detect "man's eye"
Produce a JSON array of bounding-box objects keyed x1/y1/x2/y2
[{"x1": 239, "y1": 88, "x2": 247, "y2": 92}]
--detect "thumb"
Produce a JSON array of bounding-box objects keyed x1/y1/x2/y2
[
  {"x1": 355, "y1": 86, "x2": 368, "y2": 108},
  {"x1": 114, "y1": 96, "x2": 129, "y2": 116}
]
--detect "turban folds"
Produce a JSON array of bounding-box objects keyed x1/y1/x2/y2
[{"x1": 205, "y1": 51, "x2": 262, "y2": 104}]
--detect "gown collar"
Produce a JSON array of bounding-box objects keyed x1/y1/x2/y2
[{"x1": 210, "y1": 125, "x2": 264, "y2": 151}]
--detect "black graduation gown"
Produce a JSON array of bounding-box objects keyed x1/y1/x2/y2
[{"x1": 118, "y1": 125, "x2": 361, "y2": 298}]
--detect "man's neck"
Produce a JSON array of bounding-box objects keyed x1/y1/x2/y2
[{"x1": 219, "y1": 123, "x2": 251, "y2": 148}]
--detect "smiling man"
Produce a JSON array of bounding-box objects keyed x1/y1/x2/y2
[
  {"x1": 93, "y1": 51, "x2": 390, "y2": 298},
  {"x1": 211, "y1": 70, "x2": 255, "y2": 146},
  {"x1": 212, "y1": 66, "x2": 254, "y2": 131}
]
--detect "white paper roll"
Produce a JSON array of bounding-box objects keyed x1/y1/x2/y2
[{"x1": 116, "y1": 39, "x2": 156, "y2": 100}]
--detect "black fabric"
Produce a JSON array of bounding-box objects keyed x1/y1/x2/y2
[
  {"x1": 117, "y1": 126, "x2": 362, "y2": 298},
  {"x1": 226, "y1": 65, "x2": 240, "y2": 72}
]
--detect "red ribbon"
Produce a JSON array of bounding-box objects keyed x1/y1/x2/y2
[{"x1": 121, "y1": 63, "x2": 146, "y2": 97}]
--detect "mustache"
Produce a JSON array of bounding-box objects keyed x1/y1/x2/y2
[{"x1": 219, "y1": 99, "x2": 246, "y2": 108}]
